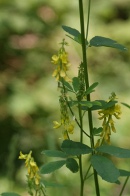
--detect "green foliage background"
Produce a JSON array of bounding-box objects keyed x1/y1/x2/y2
[{"x1": 0, "y1": 0, "x2": 130, "y2": 195}]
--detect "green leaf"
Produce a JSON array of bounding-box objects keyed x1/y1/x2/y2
[
  {"x1": 62, "y1": 25, "x2": 81, "y2": 44},
  {"x1": 85, "y1": 82, "x2": 99, "y2": 95},
  {"x1": 68, "y1": 100, "x2": 79, "y2": 107},
  {"x1": 91, "y1": 155, "x2": 120, "y2": 183},
  {"x1": 79, "y1": 101, "x2": 93, "y2": 108},
  {"x1": 121, "y1": 102, "x2": 130, "y2": 109},
  {"x1": 79, "y1": 101, "x2": 101, "y2": 108},
  {"x1": 61, "y1": 140, "x2": 92, "y2": 156},
  {"x1": 96, "y1": 145, "x2": 130, "y2": 158},
  {"x1": 62, "y1": 25, "x2": 80, "y2": 37},
  {"x1": 0, "y1": 193, "x2": 21, "y2": 196},
  {"x1": 63, "y1": 80, "x2": 73, "y2": 92},
  {"x1": 66, "y1": 158, "x2": 79, "y2": 173},
  {"x1": 40, "y1": 160, "x2": 66, "y2": 174},
  {"x1": 81, "y1": 100, "x2": 117, "y2": 111},
  {"x1": 41, "y1": 150, "x2": 67, "y2": 158},
  {"x1": 93, "y1": 127, "x2": 103, "y2": 136},
  {"x1": 119, "y1": 169, "x2": 130, "y2": 177},
  {"x1": 72, "y1": 77, "x2": 79, "y2": 92},
  {"x1": 89, "y1": 36, "x2": 127, "y2": 51}
]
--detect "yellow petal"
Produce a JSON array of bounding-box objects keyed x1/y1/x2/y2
[{"x1": 53, "y1": 121, "x2": 61, "y2": 129}]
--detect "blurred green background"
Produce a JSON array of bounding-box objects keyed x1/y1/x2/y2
[{"x1": 0, "y1": 0, "x2": 130, "y2": 195}]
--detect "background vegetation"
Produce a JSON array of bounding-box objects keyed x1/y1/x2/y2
[{"x1": 0, "y1": 0, "x2": 130, "y2": 195}]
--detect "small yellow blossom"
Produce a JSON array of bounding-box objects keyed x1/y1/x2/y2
[{"x1": 95, "y1": 93, "x2": 121, "y2": 147}]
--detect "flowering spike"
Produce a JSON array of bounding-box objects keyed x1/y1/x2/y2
[
  {"x1": 95, "y1": 93, "x2": 121, "y2": 147},
  {"x1": 51, "y1": 39, "x2": 72, "y2": 82}
]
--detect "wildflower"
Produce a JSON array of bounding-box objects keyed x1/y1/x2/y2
[
  {"x1": 51, "y1": 39, "x2": 72, "y2": 82},
  {"x1": 19, "y1": 151, "x2": 40, "y2": 185},
  {"x1": 95, "y1": 93, "x2": 121, "y2": 147},
  {"x1": 19, "y1": 151, "x2": 47, "y2": 196}
]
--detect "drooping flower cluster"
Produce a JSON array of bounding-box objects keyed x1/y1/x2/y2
[
  {"x1": 51, "y1": 39, "x2": 71, "y2": 82},
  {"x1": 53, "y1": 95, "x2": 74, "y2": 139},
  {"x1": 96, "y1": 93, "x2": 121, "y2": 146},
  {"x1": 19, "y1": 151, "x2": 46, "y2": 196}
]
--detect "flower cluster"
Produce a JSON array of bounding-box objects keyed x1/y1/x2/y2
[
  {"x1": 51, "y1": 39, "x2": 71, "y2": 82},
  {"x1": 53, "y1": 95, "x2": 74, "y2": 139},
  {"x1": 96, "y1": 94, "x2": 121, "y2": 146},
  {"x1": 19, "y1": 151, "x2": 46, "y2": 196}
]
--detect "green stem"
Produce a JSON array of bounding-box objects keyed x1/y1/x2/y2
[
  {"x1": 78, "y1": 103, "x2": 84, "y2": 196},
  {"x1": 86, "y1": 0, "x2": 91, "y2": 40},
  {"x1": 119, "y1": 176, "x2": 129, "y2": 196},
  {"x1": 78, "y1": 0, "x2": 100, "y2": 196}
]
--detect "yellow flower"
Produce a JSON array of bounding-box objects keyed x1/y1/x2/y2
[
  {"x1": 19, "y1": 151, "x2": 27, "y2": 159},
  {"x1": 67, "y1": 124, "x2": 74, "y2": 134},
  {"x1": 96, "y1": 94, "x2": 121, "y2": 147},
  {"x1": 51, "y1": 39, "x2": 72, "y2": 82},
  {"x1": 53, "y1": 121, "x2": 61, "y2": 129},
  {"x1": 51, "y1": 55, "x2": 59, "y2": 64}
]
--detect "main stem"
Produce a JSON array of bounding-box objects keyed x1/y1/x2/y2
[
  {"x1": 78, "y1": 103, "x2": 84, "y2": 196},
  {"x1": 78, "y1": 0, "x2": 100, "y2": 195}
]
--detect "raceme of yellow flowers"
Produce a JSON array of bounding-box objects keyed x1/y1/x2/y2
[
  {"x1": 19, "y1": 151, "x2": 41, "y2": 185},
  {"x1": 51, "y1": 39, "x2": 72, "y2": 82},
  {"x1": 96, "y1": 93, "x2": 121, "y2": 147}
]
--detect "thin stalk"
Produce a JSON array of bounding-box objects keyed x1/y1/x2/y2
[
  {"x1": 78, "y1": 0, "x2": 100, "y2": 196},
  {"x1": 119, "y1": 176, "x2": 129, "y2": 196},
  {"x1": 78, "y1": 103, "x2": 84, "y2": 196},
  {"x1": 84, "y1": 164, "x2": 91, "y2": 181},
  {"x1": 86, "y1": 0, "x2": 91, "y2": 40}
]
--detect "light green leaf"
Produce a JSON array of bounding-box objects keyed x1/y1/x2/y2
[
  {"x1": 91, "y1": 155, "x2": 120, "y2": 183},
  {"x1": 119, "y1": 169, "x2": 130, "y2": 177},
  {"x1": 41, "y1": 150, "x2": 67, "y2": 158},
  {"x1": 96, "y1": 145, "x2": 130, "y2": 158},
  {"x1": 61, "y1": 140, "x2": 92, "y2": 156},
  {"x1": 66, "y1": 158, "x2": 79, "y2": 173},
  {"x1": 40, "y1": 160, "x2": 66, "y2": 174},
  {"x1": 85, "y1": 82, "x2": 99, "y2": 95},
  {"x1": 0, "y1": 193, "x2": 21, "y2": 196},
  {"x1": 89, "y1": 36, "x2": 127, "y2": 51}
]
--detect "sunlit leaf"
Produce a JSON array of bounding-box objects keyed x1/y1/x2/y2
[
  {"x1": 61, "y1": 140, "x2": 92, "y2": 156},
  {"x1": 89, "y1": 36, "x2": 127, "y2": 51},
  {"x1": 91, "y1": 155, "x2": 120, "y2": 183}
]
